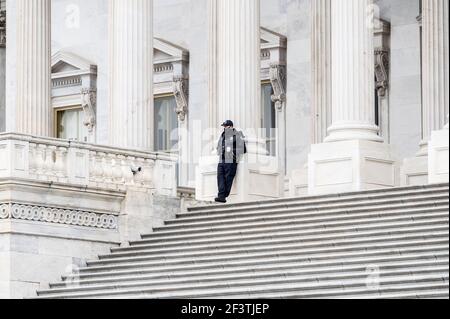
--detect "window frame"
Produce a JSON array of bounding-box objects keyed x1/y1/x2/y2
[
  {"x1": 154, "y1": 93, "x2": 179, "y2": 154},
  {"x1": 54, "y1": 104, "x2": 87, "y2": 142},
  {"x1": 261, "y1": 80, "x2": 277, "y2": 157}
]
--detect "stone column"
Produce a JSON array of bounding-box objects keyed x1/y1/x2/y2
[
  {"x1": 308, "y1": 0, "x2": 398, "y2": 195},
  {"x1": 425, "y1": 0, "x2": 449, "y2": 184},
  {"x1": 326, "y1": 0, "x2": 381, "y2": 143},
  {"x1": 420, "y1": 0, "x2": 449, "y2": 154},
  {"x1": 311, "y1": 0, "x2": 332, "y2": 144},
  {"x1": 401, "y1": 0, "x2": 449, "y2": 185},
  {"x1": 216, "y1": 0, "x2": 261, "y2": 134},
  {"x1": 109, "y1": 0, "x2": 153, "y2": 150},
  {"x1": 15, "y1": 0, "x2": 52, "y2": 137}
]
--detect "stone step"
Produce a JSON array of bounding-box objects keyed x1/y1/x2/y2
[
  {"x1": 127, "y1": 218, "x2": 448, "y2": 256},
  {"x1": 102, "y1": 237, "x2": 450, "y2": 268},
  {"x1": 89, "y1": 238, "x2": 449, "y2": 270},
  {"x1": 37, "y1": 185, "x2": 449, "y2": 299},
  {"x1": 49, "y1": 257, "x2": 449, "y2": 290},
  {"x1": 37, "y1": 263, "x2": 448, "y2": 297},
  {"x1": 182, "y1": 197, "x2": 444, "y2": 222},
  {"x1": 163, "y1": 194, "x2": 449, "y2": 227},
  {"x1": 78, "y1": 242, "x2": 448, "y2": 274},
  {"x1": 179, "y1": 283, "x2": 450, "y2": 300},
  {"x1": 36, "y1": 272, "x2": 449, "y2": 299},
  {"x1": 118, "y1": 209, "x2": 448, "y2": 251},
  {"x1": 353, "y1": 289, "x2": 449, "y2": 299},
  {"x1": 146, "y1": 203, "x2": 449, "y2": 240},
  {"x1": 94, "y1": 222, "x2": 448, "y2": 264},
  {"x1": 61, "y1": 250, "x2": 449, "y2": 283},
  {"x1": 185, "y1": 184, "x2": 449, "y2": 214},
  {"x1": 135, "y1": 204, "x2": 448, "y2": 247}
]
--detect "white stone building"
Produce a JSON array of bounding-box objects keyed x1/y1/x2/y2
[{"x1": 0, "y1": 0, "x2": 448, "y2": 298}]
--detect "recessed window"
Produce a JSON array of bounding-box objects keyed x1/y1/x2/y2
[
  {"x1": 56, "y1": 107, "x2": 88, "y2": 142},
  {"x1": 261, "y1": 82, "x2": 276, "y2": 156},
  {"x1": 154, "y1": 95, "x2": 178, "y2": 153},
  {"x1": 375, "y1": 87, "x2": 380, "y2": 128}
]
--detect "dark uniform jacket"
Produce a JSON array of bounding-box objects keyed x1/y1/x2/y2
[{"x1": 217, "y1": 129, "x2": 247, "y2": 164}]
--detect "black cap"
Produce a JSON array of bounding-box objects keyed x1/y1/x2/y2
[{"x1": 221, "y1": 120, "x2": 234, "y2": 127}]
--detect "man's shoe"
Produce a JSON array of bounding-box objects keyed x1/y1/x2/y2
[{"x1": 215, "y1": 197, "x2": 227, "y2": 203}]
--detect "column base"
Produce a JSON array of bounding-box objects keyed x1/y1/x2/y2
[
  {"x1": 119, "y1": 190, "x2": 180, "y2": 243},
  {"x1": 400, "y1": 156, "x2": 429, "y2": 186},
  {"x1": 308, "y1": 140, "x2": 399, "y2": 195},
  {"x1": 429, "y1": 129, "x2": 449, "y2": 184},
  {"x1": 195, "y1": 154, "x2": 283, "y2": 203},
  {"x1": 289, "y1": 165, "x2": 309, "y2": 197}
]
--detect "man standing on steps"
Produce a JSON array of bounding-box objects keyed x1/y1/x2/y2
[{"x1": 215, "y1": 120, "x2": 247, "y2": 203}]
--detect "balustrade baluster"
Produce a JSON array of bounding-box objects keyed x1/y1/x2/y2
[
  {"x1": 88, "y1": 151, "x2": 96, "y2": 186},
  {"x1": 95, "y1": 152, "x2": 103, "y2": 187},
  {"x1": 96, "y1": 152, "x2": 107, "y2": 187},
  {"x1": 29, "y1": 144, "x2": 38, "y2": 176},
  {"x1": 46, "y1": 146, "x2": 57, "y2": 181},
  {"x1": 121, "y1": 156, "x2": 133, "y2": 185},
  {"x1": 111, "y1": 154, "x2": 123, "y2": 186},
  {"x1": 55, "y1": 147, "x2": 67, "y2": 182},
  {"x1": 36, "y1": 145, "x2": 46, "y2": 180},
  {"x1": 103, "y1": 153, "x2": 114, "y2": 187},
  {"x1": 134, "y1": 158, "x2": 145, "y2": 185},
  {"x1": 127, "y1": 156, "x2": 137, "y2": 185},
  {"x1": 143, "y1": 159, "x2": 155, "y2": 188},
  {"x1": 114, "y1": 155, "x2": 126, "y2": 186}
]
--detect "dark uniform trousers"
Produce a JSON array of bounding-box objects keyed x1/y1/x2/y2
[{"x1": 217, "y1": 162, "x2": 238, "y2": 199}]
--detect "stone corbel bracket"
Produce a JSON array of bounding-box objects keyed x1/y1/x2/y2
[
  {"x1": 260, "y1": 27, "x2": 287, "y2": 111},
  {"x1": 269, "y1": 63, "x2": 287, "y2": 111},
  {"x1": 375, "y1": 49, "x2": 389, "y2": 98},
  {"x1": 173, "y1": 76, "x2": 189, "y2": 122},
  {"x1": 81, "y1": 88, "x2": 97, "y2": 133},
  {"x1": 0, "y1": 9, "x2": 6, "y2": 47},
  {"x1": 374, "y1": 19, "x2": 391, "y2": 98}
]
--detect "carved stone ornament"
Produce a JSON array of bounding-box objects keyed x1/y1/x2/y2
[
  {"x1": 0, "y1": 10, "x2": 6, "y2": 47},
  {"x1": 81, "y1": 88, "x2": 97, "y2": 133},
  {"x1": 0, "y1": 203, "x2": 118, "y2": 230},
  {"x1": 269, "y1": 63, "x2": 287, "y2": 111},
  {"x1": 374, "y1": 49, "x2": 390, "y2": 98},
  {"x1": 173, "y1": 76, "x2": 189, "y2": 122}
]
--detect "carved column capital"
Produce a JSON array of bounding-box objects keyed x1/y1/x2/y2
[
  {"x1": 173, "y1": 76, "x2": 189, "y2": 122},
  {"x1": 269, "y1": 63, "x2": 286, "y2": 111}
]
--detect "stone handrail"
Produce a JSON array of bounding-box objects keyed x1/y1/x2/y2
[{"x1": 0, "y1": 132, "x2": 177, "y2": 196}]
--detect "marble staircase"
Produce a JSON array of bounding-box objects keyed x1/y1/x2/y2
[{"x1": 35, "y1": 184, "x2": 449, "y2": 299}]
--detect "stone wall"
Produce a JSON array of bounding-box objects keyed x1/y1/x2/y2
[{"x1": 0, "y1": 179, "x2": 124, "y2": 298}]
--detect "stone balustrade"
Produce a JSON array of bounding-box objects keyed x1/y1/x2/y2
[{"x1": 0, "y1": 132, "x2": 177, "y2": 196}]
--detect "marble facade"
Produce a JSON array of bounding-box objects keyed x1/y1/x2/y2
[
  {"x1": 0, "y1": 0, "x2": 446, "y2": 185},
  {"x1": 0, "y1": 0, "x2": 448, "y2": 298}
]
